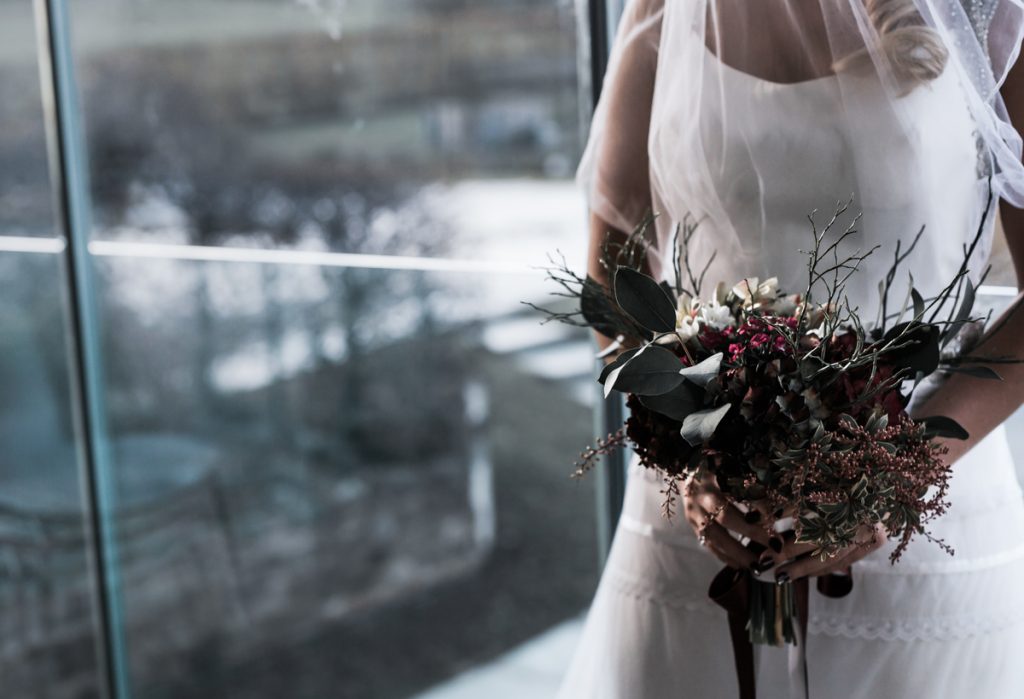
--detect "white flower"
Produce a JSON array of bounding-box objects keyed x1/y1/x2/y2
[
  {"x1": 732, "y1": 277, "x2": 759, "y2": 302},
  {"x1": 676, "y1": 314, "x2": 702, "y2": 342},
  {"x1": 757, "y1": 277, "x2": 779, "y2": 298},
  {"x1": 713, "y1": 280, "x2": 729, "y2": 305},
  {"x1": 768, "y1": 293, "x2": 801, "y2": 317},
  {"x1": 799, "y1": 301, "x2": 835, "y2": 334},
  {"x1": 656, "y1": 293, "x2": 702, "y2": 345},
  {"x1": 732, "y1": 276, "x2": 780, "y2": 309},
  {"x1": 699, "y1": 298, "x2": 735, "y2": 330}
]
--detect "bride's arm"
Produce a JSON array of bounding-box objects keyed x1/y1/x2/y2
[
  {"x1": 581, "y1": 1, "x2": 663, "y2": 356},
  {"x1": 588, "y1": 215, "x2": 653, "y2": 356},
  {"x1": 911, "y1": 284, "x2": 1024, "y2": 465},
  {"x1": 915, "y1": 55, "x2": 1024, "y2": 464},
  {"x1": 774, "y1": 282, "x2": 1024, "y2": 580},
  {"x1": 772, "y1": 54, "x2": 1024, "y2": 582}
]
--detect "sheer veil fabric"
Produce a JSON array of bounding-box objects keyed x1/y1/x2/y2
[
  {"x1": 562, "y1": 1, "x2": 1024, "y2": 697},
  {"x1": 579, "y1": 0, "x2": 1024, "y2": 298}
]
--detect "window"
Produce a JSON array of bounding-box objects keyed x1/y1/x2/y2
[{"x1": 60, "y1": 0, "x2": 599, "y2": 696}]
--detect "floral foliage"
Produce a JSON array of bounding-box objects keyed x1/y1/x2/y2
[{"x1": 533, "y1": 199, "x2": 1004, "y2": 562}]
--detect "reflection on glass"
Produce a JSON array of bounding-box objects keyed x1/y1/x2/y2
[
  {"x1": 93, "y1": 257, "x2": 597, "y2": 698},
  {"x1": 0, "y1": 252, "x2": 103, "y2": 699},
  {"x1": 65, "y1": 0, "x2": 593, "y2": 694},
  {"x1": 70, "y1": 0, "x2": 583, "y2": 262},
  {"x1": 0, "y1": 0, "x2": 58, "y2": 238}
]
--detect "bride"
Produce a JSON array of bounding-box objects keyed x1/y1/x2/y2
[{"x1": 558, "y1": 1, "x2": 1024, "y2": 697}]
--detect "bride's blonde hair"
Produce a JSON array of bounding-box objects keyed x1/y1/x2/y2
[{"x1": 835, "y1": 0, "x2": 948, "y2": 91}]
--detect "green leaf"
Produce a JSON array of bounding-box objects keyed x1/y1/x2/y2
[
  {"x1": 866, "y1": 411, "x2": 889, "y2": 433},
  {"x1": 638, "y1": 382, "x2": 703, "y2": 422},
  {"x1": 877, "y1": 441, "x2": 898, "y2": 454},
  {"x1": 678, "y1": 352, "x2": 723, "y2": 389},
  {"x1": 837, "y1": 413, "x2": 858, "y2": 431},
  {"x1": 942, "y1": 364, "x2": 1002, "y2": 380},
  {"x1": 680, "y1": 403, "x2": 731, "y2": 446},
  {"x1": 597, "y1": 348, "x2": 639, "y2": 386},
  {"x1": 917, "y1": 415, "x2": 969, "y2": 440},
  {"x1": 612, "y1": 345, "x2": 687, "y2": 396},
  {"x1": 850, "y1": 475, "x2": 870, "y2": 499},
  {"x1": 911, "y1": 287, "x2": 925, "y2": 320},
  {"x1": 800, "y1": 357, "x2": 827, "y2": 381},
  {"x1": 882, "y1": 321, "x2": 941, "y2": 376},
  {"x1": 613, "y1": 267, "x2": 677, "y2": 333},
  {"x1": 941, "y1": 279, "x2": 976, "y2": 345}
]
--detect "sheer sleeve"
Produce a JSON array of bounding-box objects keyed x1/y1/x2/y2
[{"x1": 576, "y1": 0, "x2": 664, "y2": 235}]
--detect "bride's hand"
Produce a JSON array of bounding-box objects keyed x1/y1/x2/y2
[
  {"x1": 772, "y1": 522, "x2": 888, "y2": 582},
  {"x1": 683, "y1": 472, "x2": 773, "y2": 569}
]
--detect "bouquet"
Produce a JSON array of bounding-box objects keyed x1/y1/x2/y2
[{"x1": 528, "y1": 199, "x2": 1012, "y2": 696}]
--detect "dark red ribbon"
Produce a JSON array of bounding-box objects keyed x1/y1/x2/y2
[{"x1": 709, "y1": 567, "x2": 758, "y2": 699}]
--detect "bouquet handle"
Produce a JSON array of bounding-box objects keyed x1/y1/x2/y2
[{"x1": 709, "y1": 567, "x2": 853, "y2": 699}]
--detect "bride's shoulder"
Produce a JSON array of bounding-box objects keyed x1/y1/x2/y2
[
  {"x1": 620, "y1": 0, "x2": 666, "y2": 44},
  {"x1": 627, "y1": 0, "x2": 666, "y2": 23}
]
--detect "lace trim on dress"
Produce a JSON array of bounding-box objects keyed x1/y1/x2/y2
[
  {"x1": 605, "y1": 573, "x2": 721, "y2": 616},
  {"x1": 607, "y1": 567, "x2": 1024, "y2": 640},
  {"x1": 610, "y1": 517, "x2": 1024, "y2": 641},
  {"x1": 608, "y1": 569, "x2": 1024, "y2": 641},
  {"x1": 808, "y1": 608, "x2": 1024, "y2": 642}
]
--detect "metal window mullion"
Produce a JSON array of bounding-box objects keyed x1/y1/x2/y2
[
  {"x1": 33, "y1": 1, "x2": 130, "y2": 698},
  {"x1": 584, "y1": 0, "x2": 630, "y2": 565}
]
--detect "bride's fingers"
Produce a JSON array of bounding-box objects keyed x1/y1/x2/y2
[
  {"x1": 833, "y1": 523, "x2": 888, "y2": 567},
  {"x1": 714, "y1": 503, "x2": 772, "y2": 547},
  {"x1": 776, "y1": 524, "x2": 887, "y2": 581},
  {"x1": 776, "y1": 536, "x2": 816, "y2": 563},
  {"x1": 703, "y1": 521, "x2": 758, "y2": 569},
  {"x1": 695, "y1": 490, "x2": 771, "y2": 547},
  {"x1": 774, "y1": 549, "x2": 843, "y2": 581},
  {"x1": 778, "y1": 543, "x2": 863, "y2": 581}
]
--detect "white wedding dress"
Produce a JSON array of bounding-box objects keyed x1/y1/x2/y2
[{"x1": 557, "y1": 1, "x2": 1024, "y2": 697}]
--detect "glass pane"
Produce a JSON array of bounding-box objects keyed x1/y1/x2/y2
[
  {"x1": 92, "y1": 255, "x2": 598, "y2": 697},
  {"x1": 70, "y1": 0, "x2": 583, "y2": 262},
  {"x1": 0, "y1": 0, "x2": 58, "y2": 238},
  {"x1": 0, "y1": 251, "x2": 104, "y2": 698}
]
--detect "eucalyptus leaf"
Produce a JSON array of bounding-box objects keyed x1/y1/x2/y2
[
  {"x1": 680, "y1": 403, "x2": 731, "y2": 446},
  {"x1": 876, "y1": 280, "x2": 888, "y2": 334},
  {"x1": 917, "y1": 415, "x2": 969, "y2": 440},
  {"x1": 597, "y1": 348, "x2": 639, "y2": 385},
  {"x1": 941, "y1": 279, "x2": 976, "y2": 345},
  {"x1": 614, "y1": 267, "x2": 677, "y2": 333},
  {"x1": 911, "y1": 287, "x2": 925, "y2": 320},
  {"x1": 601, "y1": 347, "x2": 645, "y2": 399},
  {"x1": 638, "y1": 382, "x2": 703, "y2": 422},
  {"x1": 882, "y1": 321, "x2": 941, "y2": 376},
  {"x1": 612, "y1": 345, "x2": 687, "y2": 396},
  {"x1": 679, "y1": 352, "x2": 724, "y2": 388}
]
